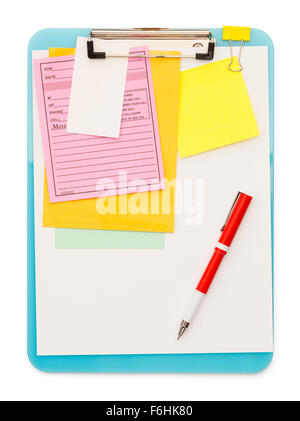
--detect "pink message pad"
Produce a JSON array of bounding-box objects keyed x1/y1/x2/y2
[{"x1": 33, "y1": 47, "x2": 165, "y2": 203}]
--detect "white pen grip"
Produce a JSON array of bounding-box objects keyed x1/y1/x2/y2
[{"x1": 183, "y1": 290, "x2": 205, "y2": 323}]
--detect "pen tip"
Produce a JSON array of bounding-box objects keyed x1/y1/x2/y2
[
  {"x1": 177, "y1": 321, "x2": 189, "y2": 340},
  {"x1": 177, "y1": 327, "x2": 185, "y2": 340}
]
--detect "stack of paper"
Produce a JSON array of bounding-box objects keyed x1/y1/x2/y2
[
  {"x1": 34, "y1": 37, "x2": 259, "y2": 237},
  {"x1": 32, "y1": 42, "x2": 273, "y2": 357},
  {"x1": 34, "y1": 47, "x2": 166, "y2": 203},
  {"x1": 36, "y1": 46, "x2": 181, "y2": 233}
]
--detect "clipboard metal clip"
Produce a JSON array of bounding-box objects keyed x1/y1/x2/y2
[{"x1": 87, "y1": 28, "x2": 216, "y2": 61}]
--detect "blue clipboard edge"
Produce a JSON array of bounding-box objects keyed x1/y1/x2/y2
[{"x1": 27, "y1": 28, "x2": 274, "y2": 373}]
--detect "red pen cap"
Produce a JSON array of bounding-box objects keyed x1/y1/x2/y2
[{"x1": 218, "y1": 192, "x2": 252, "y2": 247}]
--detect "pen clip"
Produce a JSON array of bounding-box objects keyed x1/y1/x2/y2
[{"x1": 221, "y1": 192, "x2": 241, "y2": 232}]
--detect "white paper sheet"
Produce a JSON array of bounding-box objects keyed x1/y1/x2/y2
[
  {"x1": 33, "y1": 46, "x2": 273, "y2": 355},
  {"x1": 67, "y1": 37, "x2": 129, "y2": 138}
]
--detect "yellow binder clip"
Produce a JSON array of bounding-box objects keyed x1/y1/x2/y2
[{"x1": 223, "y1": 26, "x2": 251, "y2": 72}]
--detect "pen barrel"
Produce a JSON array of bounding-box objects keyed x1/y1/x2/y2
[
  {"x1": 183, "y1": 290, "x2": 205, "y2": 323},
  {"x1": 196, "y1": 249, "x2": 226, "y2": 294},
  {"x1": 219, "y1": 193, "x2": 252, "y2": 247}
]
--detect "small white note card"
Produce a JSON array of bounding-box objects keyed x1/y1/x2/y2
[{"x1": 67, "y1": 37, "x2": 129, "y2": 138}]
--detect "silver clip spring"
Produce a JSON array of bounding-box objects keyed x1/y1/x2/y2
[{"x1": 228, "y1": 39, "x2": 243, "y2": 72}]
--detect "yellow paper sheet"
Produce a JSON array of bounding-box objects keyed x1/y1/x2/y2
[
  {"x1": 43, "y1": 48, "x2": 180, "y2": 232},
  {"x1": 177, "y1": 57, "x2": 259, "y2": 158}
]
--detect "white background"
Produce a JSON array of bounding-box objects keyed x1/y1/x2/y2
[{"x1": 0, "y1": 0, "x2": 298, "y2": 401}]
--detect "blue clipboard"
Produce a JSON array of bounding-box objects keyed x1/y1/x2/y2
[{"x1": 27, "y1": 28, "x2": 274, "y2": 373}]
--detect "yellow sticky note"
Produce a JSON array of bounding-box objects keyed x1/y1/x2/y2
[
  {"x1": 43, "y1": 49, "x2": 180, "y2": 232},
  {"x1": 178, "y1": 57, "x2": 259, "y2": 158}
]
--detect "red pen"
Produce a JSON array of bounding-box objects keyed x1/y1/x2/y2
[{"x1": 177, "y1": 192, "x2": 253, "y2": 340}]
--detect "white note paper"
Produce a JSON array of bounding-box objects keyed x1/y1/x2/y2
[
  {"x1": 33, "y1": 46, "x2": 273, "y2": 356},
  {"x1": 67, "y1": 37, "x2": 129, "y2": 138}
]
